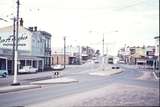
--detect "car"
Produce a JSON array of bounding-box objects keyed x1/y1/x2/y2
[
  {"x1": 112, "y1": 66, "x2": 120, "y2": 69},
  {"x1": 94, "y1": 60, "x2": 99, "y2": 63},
  {"x1": 19, "y1": 66, "x2": 38, "y2": 73},
  {"x1": 87, "y1": 60, "x2": 94, "y2": 64},
  {"x1": 118, "y1": 60, "x2": 125, "y2": 64},
  {"x1": 0, "y1": 70, "x2": 8, "y2": 78},
  {"x1": 53, "y1": 64, "x2": 64, "y2": 70}
]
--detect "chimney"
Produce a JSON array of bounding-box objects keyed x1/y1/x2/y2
[
  {"x1": 34, "y1": 26, "x2": 37, "y2": 31},
  {"x1": 28, "y1": 27, "x2": 33, "y2": 31},
  {"x1": 20, "y1": 18, "x2": 23, "y2": 26}
]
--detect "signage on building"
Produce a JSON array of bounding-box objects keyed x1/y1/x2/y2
[
  {"x1": 0, "y1": 32, "x2": 31, "y2": 51},
  {"x1": 146, "y1": 51, "x2": 154, "y2": 56}
]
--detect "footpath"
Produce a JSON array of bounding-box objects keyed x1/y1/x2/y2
[
  {"x1": 0, "y1": 77, "x2": 78, "y2": 94},
  {"x1": 137, "y1": 65, "x2": 160, "y2": 80}
]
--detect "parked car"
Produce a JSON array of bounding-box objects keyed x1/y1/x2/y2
[
  {"x1": 94, "y1": 59, "x2": 99, "y2": 63},
  {"x1": 87, "y1": 60, "x2": 94, "y2": 64},
  {"x1": 118, "y1": 60, "x2": 125, "y2": 64},
  {"x1": 19, "y1": 66, "x2": 38, "y2": 73},
  {"x1": 0, "y1": 70, "x2": 8, "y2": 78},
  {"x1": 53, "y1": 64, "x2": 64, "y2": 70}
]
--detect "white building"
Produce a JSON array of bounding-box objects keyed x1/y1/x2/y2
[
  {"x1": 0, "y1": 24, "x2": 51, "y2": 74},
  {"x1": 154, "y1": 36, "x2": 159, "y2": 69}
]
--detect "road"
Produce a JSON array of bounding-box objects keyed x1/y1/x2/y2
[
  {"x1": 0, "y1": 63, "x2": 99, "y2": 86},
  {"x1": 0, "y1": 63, "x2": 159, "y2": 107}
]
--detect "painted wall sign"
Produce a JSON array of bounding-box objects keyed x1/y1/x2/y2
[{"x1": 0, "y1": 32, "x2": 31, "y2": 51}]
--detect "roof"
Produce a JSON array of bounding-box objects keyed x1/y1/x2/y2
[
  {"x1": 0, "y1": 25, "x2": 31, "y2": 34},
  {"x1": 0, "y1": 26, "x2": 52, "y2": 37},
  {"x1": 0, "y1": 55, "x2": 43, "y2": 60},
  {"x1": 38, "y1": 31, "x2": 52, "y2": 37}
]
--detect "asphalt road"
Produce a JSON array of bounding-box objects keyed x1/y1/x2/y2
[
  {"x1": 0, "y1": 63, "x2": 99, "y2": 86},
  {"x1": 0, "y1": 63, "x2": 159, "y2": 107}
]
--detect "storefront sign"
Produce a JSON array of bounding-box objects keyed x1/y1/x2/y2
[
  {"x1": 146, "y1": 51, "x2": 155, "y2": 56},
  {"x1": 0, "y1": 32, "x2": 31, "y2": 51}
]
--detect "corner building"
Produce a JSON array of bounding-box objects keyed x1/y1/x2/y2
[{"x1": 0, "y1": 25, "x2": 51, "y2": 74}]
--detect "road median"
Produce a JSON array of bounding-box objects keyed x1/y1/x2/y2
[
  {"x1": 31, "y1": 77, "x2": 78, "y2": 85},
  {"x1": 89, "y1": 66, "x2": 123, "y2": 76},
  {"x1": 0, "y1": 85, "x2": 41, "y2": 94}
]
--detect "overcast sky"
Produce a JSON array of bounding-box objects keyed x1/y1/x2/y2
[{"x1": 0, "y1": 0, "x2": 159, "y2": 55}]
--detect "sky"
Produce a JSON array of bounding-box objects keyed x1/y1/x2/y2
[{"x1": 0, "y1": 0, "x2": 159, "y2": 55}]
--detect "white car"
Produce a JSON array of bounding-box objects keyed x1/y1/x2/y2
[
  {"x1": 94, "y1": 60, "x2": 99, "y2": 63},
  {"x1": 118, "y1": 60, "x2": 125, "y2": 64},
  {"x1": 87, "y1": 60, "x2": 94, "y2": 64},
  {"x1": 53, "y1": 64, "x2": 64, "y2": 70},
  {"x1": 19, "y1": 66, "x2": 38, "y2": 73}
]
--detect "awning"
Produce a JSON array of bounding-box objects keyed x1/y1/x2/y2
[
  {"x1": 2, "y1": 55, "x2": 43, "y2": 61},
  {"x1": 18, "y1": 56, "x2": 43, "y2": 60}
]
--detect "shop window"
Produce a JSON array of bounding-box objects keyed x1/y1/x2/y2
[
  {"x1": 33, "y1": 61, "x2": 37, "y2": 68},
  {"x1": 26, "y1": 60, "x2": 31, "y2": 66},
  {"x1": 20, "y1": 60, "x2": 25, "y2": 69},
  {"x1": 0, "y1": 59, "x2": 6, "y2": 70}
]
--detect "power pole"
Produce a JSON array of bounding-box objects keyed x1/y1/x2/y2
[
  {"x1": 79, "y1": 45, "x2": 81, "y2": 64},
  {"x1": 102, "y1": 34, "x2": 104, "y2": 57},
  {"x1": 12, "y1": 17, "x2": 16, "y2": 75},
  {"x1": 12, "y1": 0, "x2": 20, "y2": 85},
  {"x1": 102, "y1": 33, "x2": 105, "y2": 71},
  {"x1": 64, "y1": 36, "x2": 66, "y2": 69}
]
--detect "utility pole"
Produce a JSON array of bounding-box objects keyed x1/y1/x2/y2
[
  {"x1": 12, "y1": 0, "x2": 20, "y2": 85},
  {"x1": 12, "y1": 17, "x2": 16, "y2": 75},
  {"x1": 106, "y1": 44, "x2": 108, "y2": 57},
  {"x1": 102, "y1": 34, "x2": 104, "y2": 57},
  {"x1": 64, "y1": 36, "x2": 66, "y2": 69},
  {"x1": 102, "y1": 33, "x2": 105, "y2": 71},
  {"x1": 79, "y1": 45, "x2": 81, "y2": 65}
]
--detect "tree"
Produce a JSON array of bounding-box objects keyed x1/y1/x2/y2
[{"x1": 95, "y1": 50, "x2": 100, "y2": 56}]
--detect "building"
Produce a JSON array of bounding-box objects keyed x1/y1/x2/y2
[
  {"x1": 81, "y1": 46, "x2": 95, "y2": 63},
  {"x1": 154, "y1": 36, "x2": 159, "y2": 69},
  {"x1": 117, "y1": 48, "x2": 126, "y2": 61},
  {"x1": 118, "y1": 43, "x2": 158, "y2": 68},
  {"x1": 0, "y1": 22, "x2": 52, "y2": 74},
  {"x1": 131, "y1": 46, "x2": 146, "y2": 65},
  {"x1": 52, "y1": 52, "x2": 70, "y2": 65},
  {"x1": 51, "y1": 46, "x2": 80, "y2": 65},
  {"x1": 67, "y1": 45, "x2": 81, "y2": 64},
  {"x1": 145, "y1": 46, "x2": 155, "y2": 66},
  {"x1": 118, "y1": 46, "x2": 148, "y2": 65}
]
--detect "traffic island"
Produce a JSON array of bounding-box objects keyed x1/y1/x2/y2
[
  {"x1": 89, "y1": 67, "x2": 123, "y2": 76},
  {"x1": 31, "y1": 77, "x2": 78, "y2": 85},
  {"x1": 0, "y1": 85, "x2": 41, "y2": 94}
]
